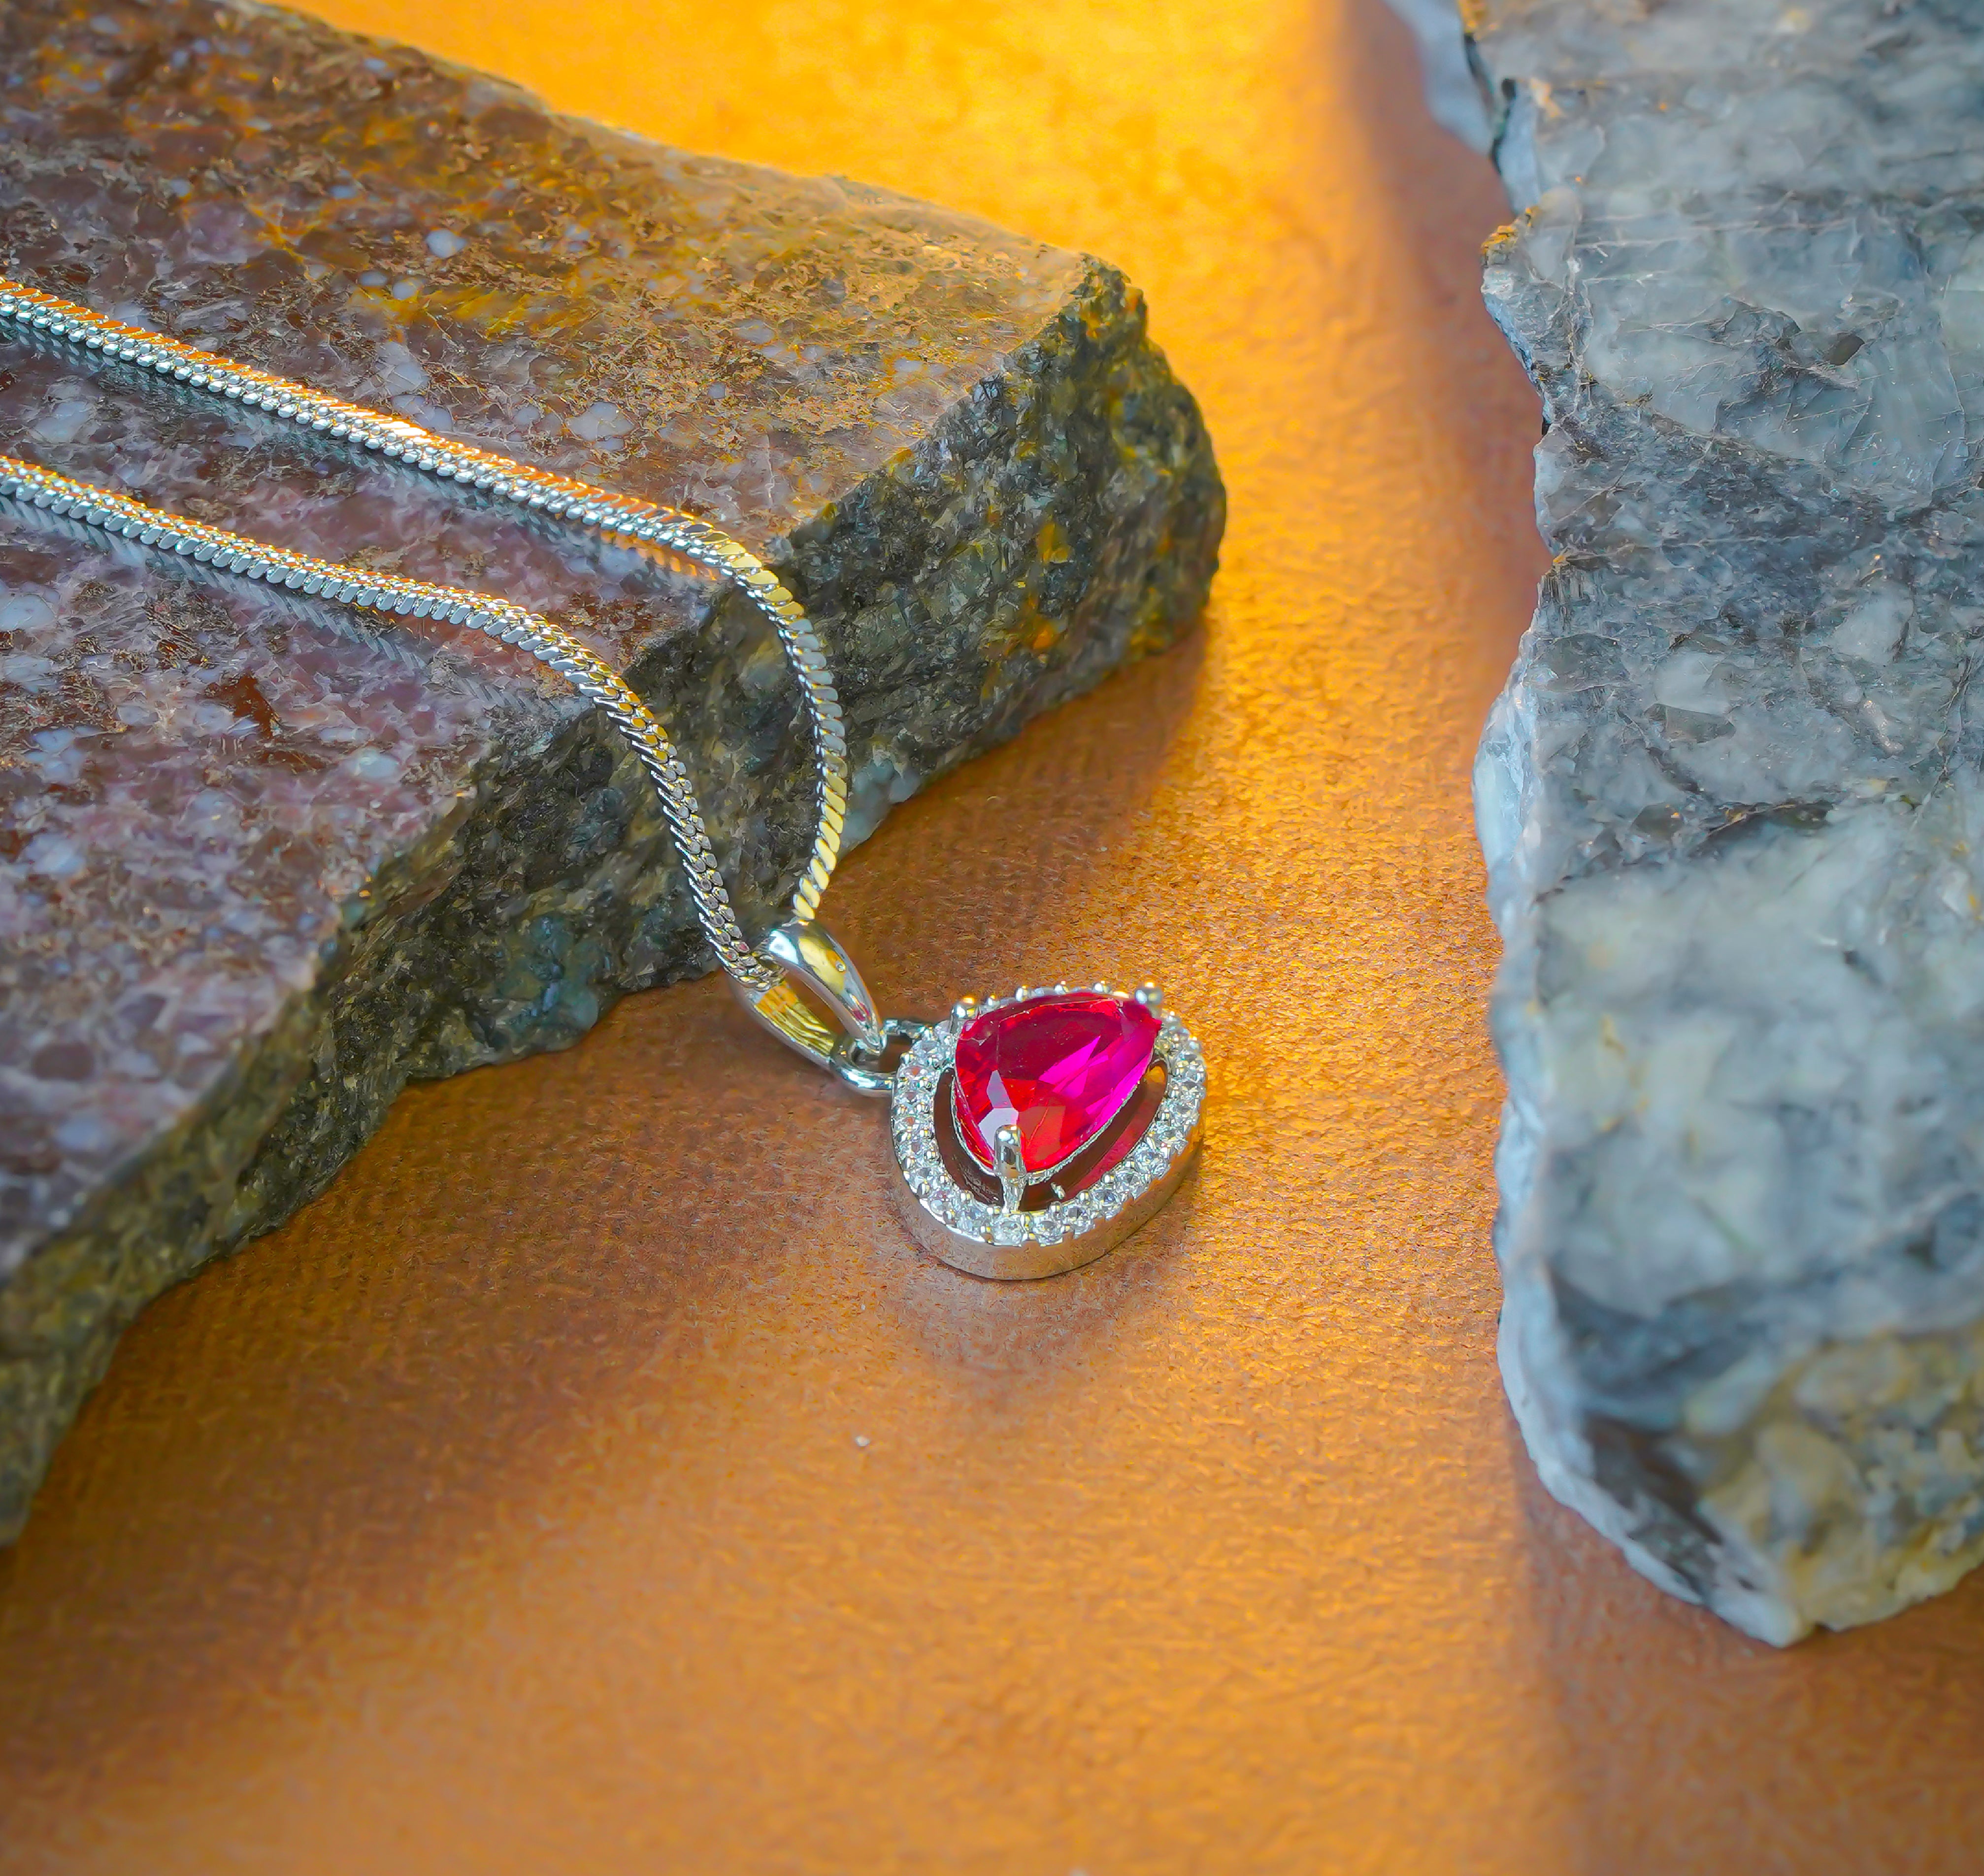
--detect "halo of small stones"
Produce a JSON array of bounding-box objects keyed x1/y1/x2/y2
[{"x1": 890, "y1": 986, "x2": 1205, "y2": 1249}]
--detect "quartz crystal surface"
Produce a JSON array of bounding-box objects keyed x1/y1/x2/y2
[
  {"x1": 0, "y1": 0, "x2": 1223, "y2": 1541},
  {"x1": 1470, "y1": 0, "x2": 1984, "y2": 1640}
]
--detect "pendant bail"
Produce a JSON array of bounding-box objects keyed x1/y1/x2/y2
[{"x1": 734, "y1": 918, "x2": 887, "y2": 1072}]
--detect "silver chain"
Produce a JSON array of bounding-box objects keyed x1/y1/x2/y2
[{"x1": 0, "y1": 275, "x2": 855, "y2": 998}]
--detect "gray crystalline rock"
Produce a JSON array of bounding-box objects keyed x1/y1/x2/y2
[{"x1": 1469, "y1": 0, "x2": 1984, "y2": 1642}]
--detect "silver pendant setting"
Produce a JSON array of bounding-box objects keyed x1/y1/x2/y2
[
  {"x1": 730, "y1": 926, "x2": 1203, "y2": 1279},
  {"x1": 887, "y1": 985, "x2": 1205, "y2": 1280}
]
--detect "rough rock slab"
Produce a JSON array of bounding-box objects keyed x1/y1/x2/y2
[
  {"x1": 0, "y1": 0, "x2": 1223, "y2": 1541},
  {"x1": 1470, "y1": 0, "x2": 1984, "y2": 1642}
]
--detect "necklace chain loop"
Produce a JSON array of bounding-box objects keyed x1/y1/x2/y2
[{"x1": 0, "y1": 274, "x2": 855, "y2": 1000}]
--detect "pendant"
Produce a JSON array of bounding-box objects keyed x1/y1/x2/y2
[
  {"x1": 889, "y1": 983, "x2": 1205, "y2": 1279},
  {"x1": 736, "y1": 927, "x2": 1205, "y2": 1281}
]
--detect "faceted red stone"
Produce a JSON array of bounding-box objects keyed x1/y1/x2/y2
[{"x1": 952, "y1": 992, "x2": 1161, "y2": 1174}]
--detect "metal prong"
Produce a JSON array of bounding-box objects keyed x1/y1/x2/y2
[
  {"x1": 994, "y1": 1124, "x2": 1027, "y2": 1213},
  {"x1": 953, "y1": 994, "x2": 979, "y2": 1023},
  {"x1": 1134, "y1": 981, "x2": 1163, "y2": 1017}
]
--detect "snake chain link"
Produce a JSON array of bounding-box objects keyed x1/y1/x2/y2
[{"x1": 0, "y1": 275, "x2": 856, "y2": 996}]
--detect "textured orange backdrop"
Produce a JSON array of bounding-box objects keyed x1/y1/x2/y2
[{"x1": 6, "y1": 1, "x2": 1983, "y2": 1871}]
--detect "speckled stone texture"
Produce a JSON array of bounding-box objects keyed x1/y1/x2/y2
[
  {"x1": 1470, "y1": 0, "x2": 1984, "y2": 1641},
  {"x1": 0, "y1": 0, "x2": 1222, "y2": 1542}
]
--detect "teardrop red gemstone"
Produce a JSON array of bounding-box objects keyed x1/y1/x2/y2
[{"x1": 952, "y1": 992, "x2": 1161, "y2": 1174}]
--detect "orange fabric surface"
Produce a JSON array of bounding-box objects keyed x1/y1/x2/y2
[{"x1": 6, "y1": 1, "x2": 1983, "y2": 1871}]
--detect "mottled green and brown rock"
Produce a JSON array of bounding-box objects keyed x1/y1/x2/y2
[{"x1": 0, "y1": 0, "x2": 1223, "y2": 1541}]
